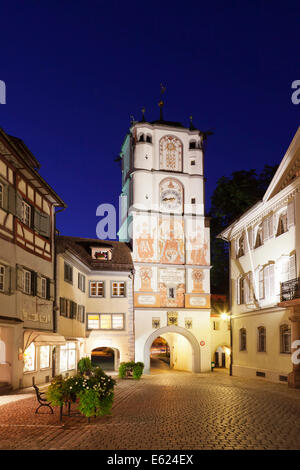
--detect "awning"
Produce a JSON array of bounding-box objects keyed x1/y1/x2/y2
[{"x1": 23, "y1": 330, "x2": 66, "y2": 351}]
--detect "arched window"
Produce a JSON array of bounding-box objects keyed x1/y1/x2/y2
[
  {"x1": 239, "y1": 328, "x2": 247, "y2": 351},
  {"x1": 146, "y1": 135, "x2": 152, "y2": 143},
  {"x1": 280, "y1": 324, "x2": 291, "y2": 353},
  {"x1": 159, "y1": 135, "x2": 183, "y2": 172},
  {"x1": 257, "y1": 326, "x2": 266, "y2": 352},
  {"x1": 138, "y1": 134, "x2": 144, "y2": 142}
]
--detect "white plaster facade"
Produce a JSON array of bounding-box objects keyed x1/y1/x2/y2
[
  {"x1": 56, "y1": 237, "x2": 135, "y2": 373},
  {"x1": 119, "y1": 118, "x2": 213, "y2": 373},
  {"x1": 219, "y1": 127, "x2": 300, "y2": 385}
]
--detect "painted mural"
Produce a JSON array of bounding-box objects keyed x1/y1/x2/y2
[
  {"x1": 133, "y1": 214, "x2": 157, "y2": 262},
  {"x1": 159, "y1": 135, "x2": 183, "y2": 172},
  {"x1": 191, "y1": 269, "x2": 205, "y2": 292},
  {"x1": 186, "y1": 220, "x2": 209, "y2": 266},
  {"x1": 159, "y1": 268, "x2": 185, "y2": 307},
  {"x1": 159, "y1": 217, "x2": 185, "y2": 264}
]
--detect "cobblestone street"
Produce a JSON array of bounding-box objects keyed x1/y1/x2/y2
[{"x1": 1, "y1": 362, "x2": 300, "y2": 450}]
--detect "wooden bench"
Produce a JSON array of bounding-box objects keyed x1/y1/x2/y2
[{"x1": 33, "y1": 384, "x2": 54, "y2": 414}]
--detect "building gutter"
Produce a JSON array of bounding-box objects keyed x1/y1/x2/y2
[{"x1": 53, "y1": 205, "x2": 67, "y2": 333}]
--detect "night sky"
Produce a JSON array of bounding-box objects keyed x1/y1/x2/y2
[{"x1": 0, "y1": 0, "x2": 299, "y2": 239}]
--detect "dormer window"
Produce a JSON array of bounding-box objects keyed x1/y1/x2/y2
[
  {"x1": 277, "y1": 212, "x2": 288, "y2": 236},
  {"x1": 237, "y1": 236, "x2": 245, "y2": 257},
  {"x1": 255, "y1": 225, "x2": 263, "y2": 248},
  {"x1": 91, "y1": 247, "x2": 112, "y2": 261}
]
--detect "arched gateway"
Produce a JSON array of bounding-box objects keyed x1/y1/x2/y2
[{"x1": 144, "y1": 325, "x2": 201, "y2": 374}]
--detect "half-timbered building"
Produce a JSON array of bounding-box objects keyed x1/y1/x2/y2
[{"x1": 0, "y1": 128, "x2": 66, "y2": 391}]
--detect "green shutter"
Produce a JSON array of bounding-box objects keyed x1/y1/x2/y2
[
  {"x1": 39, "y1": 213, "x2": 50, "y2": 237},
  {"x1": 7, "y1": 185, "x2": 16, "y2": 215},
  {"x1": 16, "y1": 265, "x2": 24, "y2": 291}
]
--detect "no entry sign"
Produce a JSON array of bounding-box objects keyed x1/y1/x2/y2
[{"x1": 200, "y1": 340, "x2": 205, "y2": 346}]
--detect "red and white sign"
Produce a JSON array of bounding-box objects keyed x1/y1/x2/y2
[{"x1": 200, "y1": 340, "x2": 205, "y2": 346}]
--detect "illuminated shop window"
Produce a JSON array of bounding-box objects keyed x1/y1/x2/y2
[
  {"x1": 40, "y1": 345, "x2": 50, "y2": 369},
  {"x1": 24, "y1": 343, "x2": 35, "y2": 372}
]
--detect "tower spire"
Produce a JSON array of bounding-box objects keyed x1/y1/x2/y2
[{"x1": 158, "y1": 83, "x2": 166, "y2": 121}]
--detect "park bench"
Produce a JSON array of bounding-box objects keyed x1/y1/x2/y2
[{"x1": 33, "y1": 384, "x2": 53, "y2": 414}]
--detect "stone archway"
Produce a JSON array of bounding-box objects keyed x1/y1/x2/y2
[
  {"x1": 144, "y1": 325, "x2": 201, "y2": 374},
  {"x1": 91, "y1": 347, "x2": 120, "y2": 371}
]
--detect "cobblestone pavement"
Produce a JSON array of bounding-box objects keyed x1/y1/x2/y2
[{"x1": 1, "y1": 360, "x2": 300, "y2": 450}]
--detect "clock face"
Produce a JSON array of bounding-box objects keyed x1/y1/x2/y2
[{"x1": 160, "y1": 189, "x2": 182, "y2": 210}]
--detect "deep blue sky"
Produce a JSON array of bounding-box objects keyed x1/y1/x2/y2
[{"x1": 0, "y1": 0, "x2": 299, "y2": 239}]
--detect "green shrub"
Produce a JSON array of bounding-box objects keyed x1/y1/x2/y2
[
  {"x1": 118, "y1": 361, "x2": 144, "y2": 380},
  {"x1": 77, "y1": 357, "x2": 93, "y2": 376},
  {"x1": 46, "y1": 375, "x2": 68, "y2": 406},
  {"x1": 133, "y1": 362, "x2": 144, "y2": 380}
]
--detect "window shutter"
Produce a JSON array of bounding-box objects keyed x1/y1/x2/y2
[
  {"x1": 39, "y1": 213, "x2": 50, "y2": 237},
  {"x1": 269, "y1": 264, "x2": 275, "y2": 297},
  {"x1": 248, "y1": 227, "x2": 253, "y2": 250},
  {"x1": 7, "y1": 185, "x2": 16, "y2": 215},
  {"x1": 16, "y1": 192, "x2": 23, "y2": 220},
  {"x1": 34, "y1": 209, "x2": 41, "y2": 233},
  {"x1": 288, "y1": 199, "x2": 295, "y2": 228},
  {"x1": 1, "y1": 181, "x2": 9, "y2": 212},
  {"x1": 36, "y1": 273, "x2": 42, "y2": 297},
  {"x1": 236, "y1": 278, "x2": 240, "y2": 305},
  {"x1": 264, "y1": 266, "x2": 270, "y2": 299},
  {"x1": 259, "y1": 269, "x2": 264, "y2": 299},
  {"x1": 263, "y1": 219, "x2": 269, "y2": 242},
  {"x1": 249, "y1": 271, "x2": 253, "y2": 302},
  {"x1": 289, "y1": 254, "x2": 297, "y2": 280},
  {"x1": 244, "y1": 276, "x2": 248, "y2": 304},
  {"x1": 268, "y1": 214, "x2": 274, "y2": 238},
  {"x1": 16, "y1": 265, "x2": 24, "y2": 291},
  {"x1": 31, "y1": 271, "x2": 37, "y2": 296},
  {"x1": 244, "y1": 232, "x2": 248, "y2": 254},
  {"x1": 234, "y1": 239, "x2": 238, "y2": 259},
  {"x1": 3, "y1": 265, "x2": 11, "y2": 294}
]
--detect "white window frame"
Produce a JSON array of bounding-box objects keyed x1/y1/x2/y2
[
  {"x1": 21, "y1": 200, "x2": 31, "y2": 227},
  {"x1": 23, "y1": 269, "x2": 31, "y2": 295},
  {"x1": 87, "y1": 313, "x2": 125, "y2": 330},
  {"x1": 89, "y1": 280, "x2": 104, "y2": 297},
  {"x1": 111, "y1": 281, "x2": 126, "y2": 297},
  {"x1": 39, "y1": 345, "x2": 51, "y2": 369}
]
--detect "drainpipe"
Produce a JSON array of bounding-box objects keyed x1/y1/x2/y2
[
  {"x1": 53, "y1": 206, "x2": 66, "y2": 333},
  {"x1": 228, "y1": 241, "x2": 233, "y2": 376},
  {"x1": 219, "y1": 233, "x2": 233, "y2": 376}
]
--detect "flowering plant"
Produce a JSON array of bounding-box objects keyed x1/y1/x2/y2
[{"x1": 46, "y1": 366, "x2": 116, "y2": 419}]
